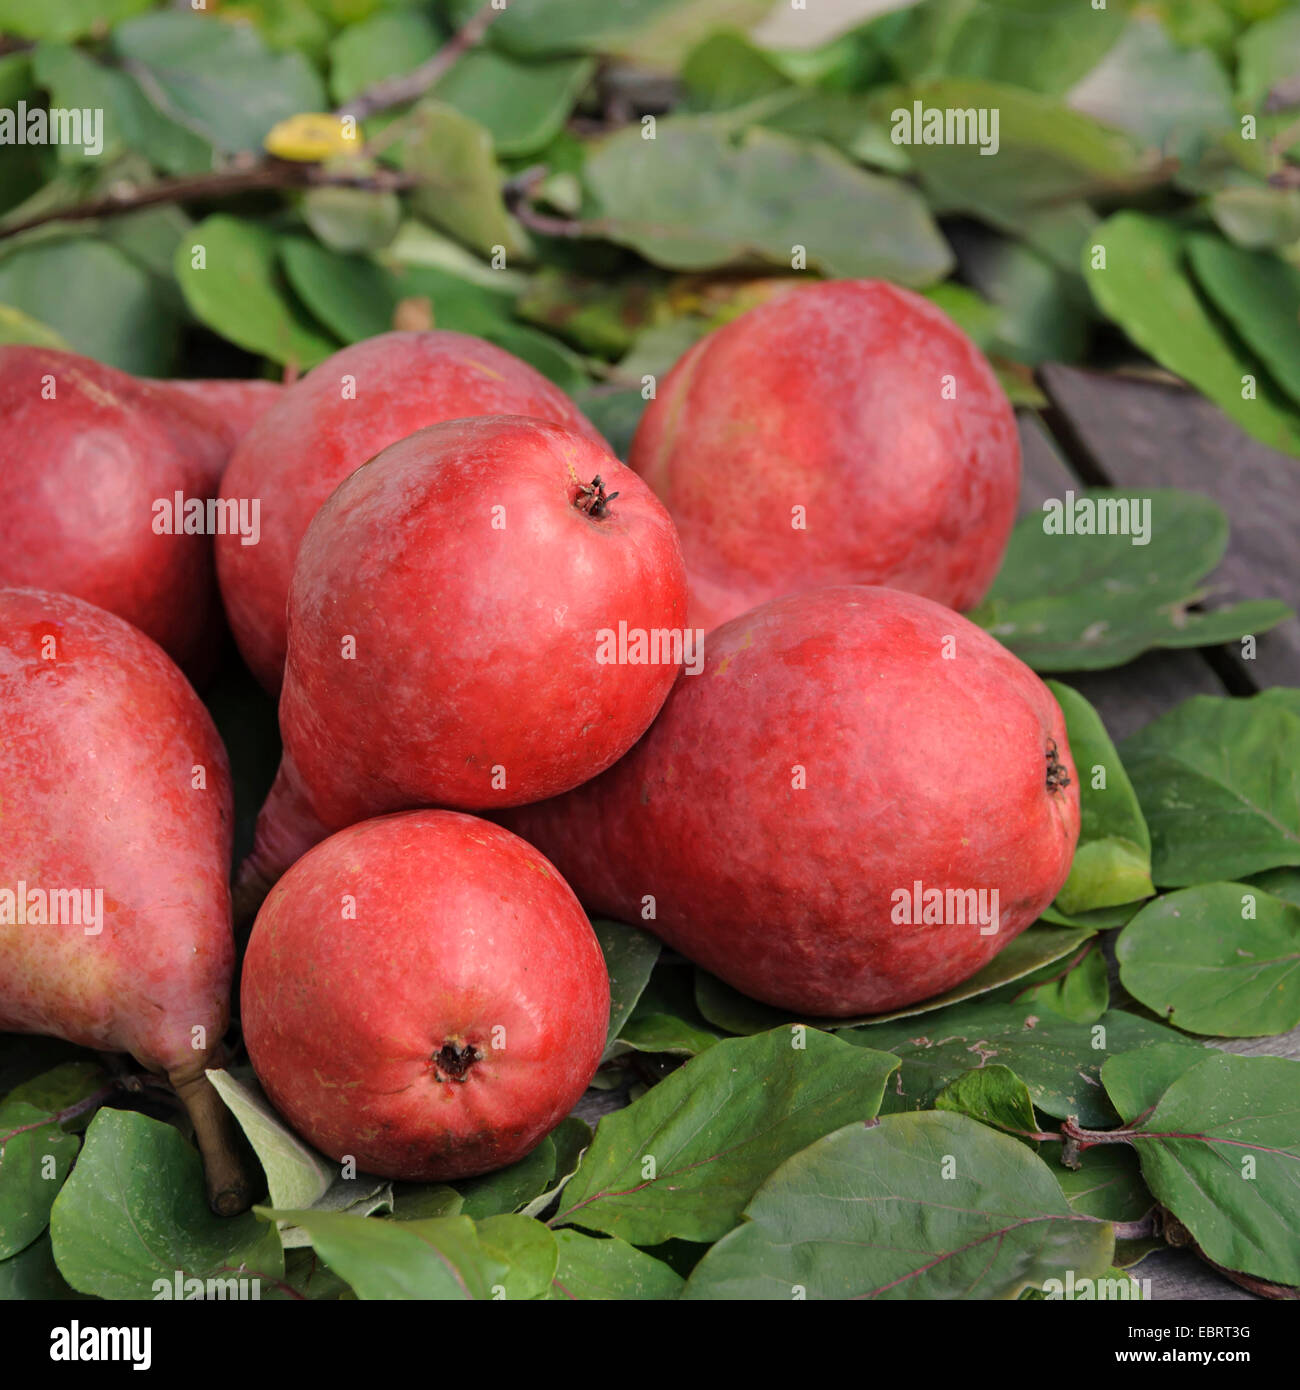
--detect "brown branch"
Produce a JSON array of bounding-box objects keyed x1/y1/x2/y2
[
  {"x1": 0, "y1": 162, "x2": 416, "y2": 241},
  {"x1": 0, "y1": 0, "x2": 499, "y2": 242},
  {"x1": 336, "y1": 0, "x2": 503, "y2": 121},
  {"x1": 503, "y1": 163, "x2": 609, "y2": 240}
]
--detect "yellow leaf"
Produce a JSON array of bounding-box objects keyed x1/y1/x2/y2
[{"x1": 264, "y1": 113, "x2": 355, "y2": 164}]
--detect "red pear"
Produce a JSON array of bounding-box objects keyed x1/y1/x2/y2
[
  {"x1": 215, "y1": 330, "x2": 608, "y2": 692},
  {"x1": 0, "y1": 348, "x2": 250, "y2": 679},
  {"x1": 150, "y1": 377, "x2": 283, "y2": 475},
  {"x1": 241, "y1": 810, "x2": 609, "y2": 1181},
  {"x1": 0, "y1": 588, "x2": 248, "y2": 1211},
  {"x1": 629, "y1": 280, "x2": 1020, "y2": 630},
  {"x1": 236, "y1": 415, "x2": 687, "y2": 907},
  {"x1": 499, "y1": 586, "x2": 1080, "y2": 1017}
]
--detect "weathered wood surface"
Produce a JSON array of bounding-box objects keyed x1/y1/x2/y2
[
  {"x1": 1017, "y1": 413, "x2": 1226, "y2": 742},
  {"x1": 1038, "y1": 366, "x2": 1300, "y2": 692},
  {"x1": 1022, "y1": 375, "x2": 1300, "y2": 1301}
]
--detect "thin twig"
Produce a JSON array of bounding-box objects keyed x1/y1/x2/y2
[
  {"x1": 336, "y1": 0, "x2": 503, "y2": 121},
  {"x1": 0, "y1": 163, "x2": 416, "y2": 241},
  {"x1": 503, "y1": 163, "x2": 609, "y2": 240},
  {"x1": 0, "y1": 0, "x2": 499, "y2": 242},
  {"x1": 0, "y1": 1083, "x2": 122, "y2": 1147}
]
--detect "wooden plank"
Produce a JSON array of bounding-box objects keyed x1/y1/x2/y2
[
  {"x1": 1037, "y1": 367, "x2": 1300, "y2": 692},
  {"x1": 1017, "y1": 413, "x2": 1227, "y2": 743},
  {"x1": 1137, "y1": 1249, "x2": 1258, "y2": 1302}
]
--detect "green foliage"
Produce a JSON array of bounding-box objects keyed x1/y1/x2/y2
[{"x1": 2, "y1": 0, "x2": 1298, "y2": 1307}]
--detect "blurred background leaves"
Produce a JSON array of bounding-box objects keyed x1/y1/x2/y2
[{"x1": 0, "y1": 0, "x2": 1296, "y2": 456}]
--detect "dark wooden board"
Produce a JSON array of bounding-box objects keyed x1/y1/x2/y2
[
  {"x1": 1017, "y1": 387, "x2": 1300, "y2": 1301},
  {"x1": 1038, "y1": 366, "x2": 1300, "y2": 693},
  {"x1": 1017, "y1": 413, "x2": 1228, "y2": 743}
]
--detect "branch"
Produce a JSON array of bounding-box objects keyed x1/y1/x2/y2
[
  {"x1": 503, "y1": 163, "x2": 609, "y2": 239},
  {"x1": 0, "y1": 0, "x2": 500, "y2": 242},
  {"x1": 336, "y1": 0, "x2": 503, "y2": 121},
  {"x1": 0, "y1": 162, "x2": 416, "y2": 241}
]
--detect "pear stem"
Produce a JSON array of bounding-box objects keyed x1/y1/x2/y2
[{"x1": 170, "y1": 1066, "x2": 259, "y2": 1217}]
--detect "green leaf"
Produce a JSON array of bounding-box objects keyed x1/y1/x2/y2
[
  {"x1": 279, "y1": 236, "x2": 397, "y2": 342},
  {"x1": 972, "y1": 488, "x2": 1293, "y2": 670},
  {"x1": 328, "y1": 10, "x2": 440, "y2": 105},
  {"x1": 447, "y1": 0, "x2": 777, "y2": 69},
  {"x1": 0, "y1": 1100, "x2": 79, "y2": 1259},
  {"x1": 398, "y1": 100, "x2": 527, "y2": 261},
  {"x1": 547, "y1": 1228, "x2": 684, "y2": 1300},
  {"x1": 49, "y1": 1109, "x2": 283, "y2": 1299},
  {"x1": 476, "y1": 1214, "x2": 557, "y2": 1300},
  {"x1": 684, "y1": 1112, "x2": 1115, "y2": 1299},
  {"x1": 1048, "y1": 681, "x2": 1154, "y2": 913},
  {"x1": 553, "y1": 1029, "x2": 898, "y2": 1245},
  {"x1": 518, "y1": 1117, "x2": 592, "y2": 1220},
  {"x1": 1121, "y1": 690, "x2": 1300, "y2": 885},
  {"x1": 1101, "y1": 1041, "x2": 1213, "y2": 1118},
  {"x1": 1250, "y1": 867, "x2": 1300, "y2": 908},
  {"x1": 884, "y1": 0, "x2": 1129, "y2": 96},
  {"x1": 0, "y1": 1038, "x2": 85, "y2": 1101},
  {"x1": 854, "y1": 1001, "x2": 1202, "y2": 1126},
  {"x1": 474, "y1": 320, "x2": 588, "y2": 393},
  {"x1": 454, "y1": 1137, "x2": 556, "y2": 1221},
  {"x1": 0, "y1": 0, "x2": 151, "y2": 42},
  {"x1": 592, "y1": 919, "x2": 661, "y2": 1060},
  {"x1": 1211, "y1": 182, "x2": 1300, "y2": 253},
  {"x1": 1067, "y1": 19, "x2": 1235, "y2": 161},
  {"x1": 935, "y1": 1063, "x2": 1042, "y2": 1146},
  {"x1": 1186, "y1": 234, "x2": 1300, "y2": 410},
  {"x1": 0, "y1": 1233, "x2": 90, "y2": 1300},
  {"x1": 260, "y1": 1210, "x2": 501, "y2": 1300},
  {"x1": 573, "y1": 385, "x2": 646, "y2": 459},
  {"x1": 31, "y1": 41, "x2": 213, "y2": 175},
  {"x1": 111, "y1": 11, "x2": 327, "y2": 156},
  {"x1": 615, "y1": 1011, "x2": 721, "y2": 1057},
  {"x1": 0, "y1": 236, "x2": 181, "y2": 374},
  {"x1": 1104, "y1": 1052, "x2": 1300, "y2": 1285},
  {"x1": 1055, "y1": 1145, "x2": 1154, "y2": 1223},
  {"x1": 610, "y1": 960, "x2": 722, "y2": 1057},
  {"x1": 301, "y1": 187, "x2": 401, "y2": 255},
  {"x1": 176, "y1": 214, "x2": 338, "y2": 368},
  {"x1": 3, "y1": 1061, "x2": 105, "y2": 1124},
  {"x1": 694, "y1": 924, "x2": 1098, "y2": 1032},
  {"x1": 1236, "y1": 7, "x2": 1300, "y2": 107},
  {"x1": 1115, "y1": 882, "x2": 1300, "y2": 1036},
  {"x1": 1016, "y1": 941, "x2": 1110, "y2": 1023},
  {"x1": 517, "y1": 269, "x2": 668, "y2": 357},
  {"x1": 583, "y1": 117, "x2": 952, "y2": 286},
  {"x1": 952, "y1": 233, "x2": 1092, "y2": 365},
  {"x1": 102, "y1": 204, "x2": 193, "y2": 285},
  {"x1": 876, "y1": 78, "x2": 1153, "y2": 229},
  {"x1": 1083, "y1": 212, "x2": 1300, "y2": 457},
  {"x1": 681, "y1": 30, "x2": 790, "y2": 112},
  {"x1": 206, "y1": 1068, "x2": 333, "y2": 1211},
  {"x1": 0, "y1": 51, "x2": 31, "y2": 107},
  {"x1": 390, "y1": 1184, "x2": 463, "y2": 1221},
  {"x1": 435, "y1": 51, "x2": 595, "y2": 159},
  {"x1": 271, "y1": 1247, "x2": 356, "y2": 1301}
]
